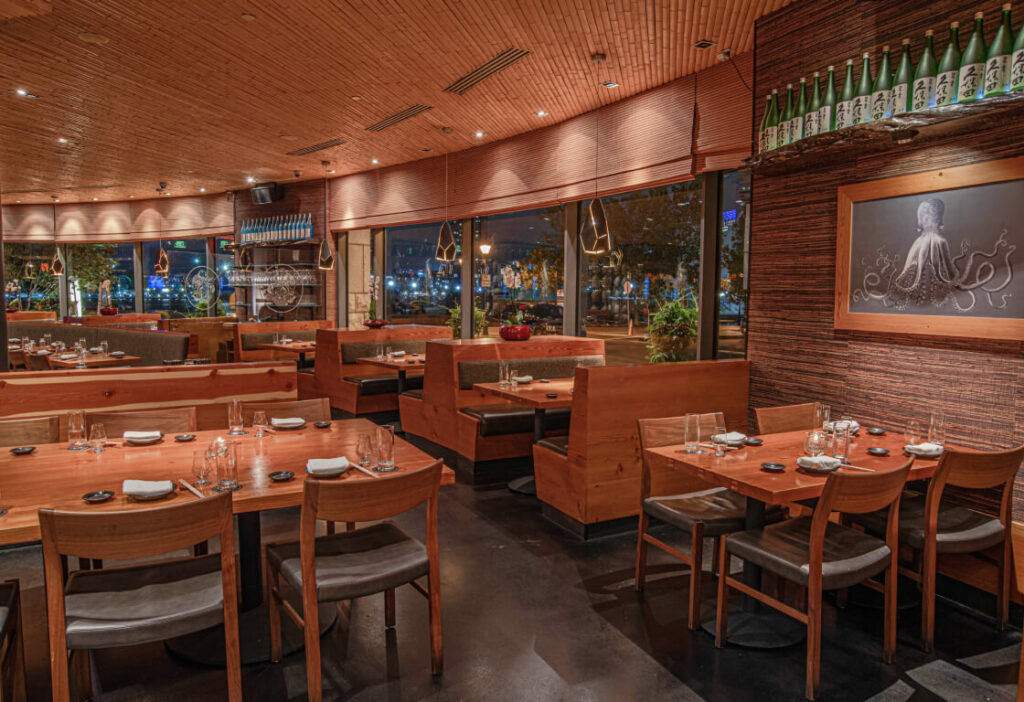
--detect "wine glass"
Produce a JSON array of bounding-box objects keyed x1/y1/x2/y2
[
  {"x1": 252, "y1": 410, "x2": 269, "y2": 438},
  {"x1": 89, "y1": 423, "x2": 106, "y2": 454}
]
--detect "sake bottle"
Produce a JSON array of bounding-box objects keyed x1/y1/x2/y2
[
  {"x1": 985, "y1": 3, "x2": 1013, "y2": 96},
  {"x1": 892, "y1": 39, "x2": 914, "y2": 114},
  {"x1": 780, "y1": 83, "x2": 795, "y2": 145},
  {"x1": 912, "y1": 30, "x2": 937, "y2": 110},
  {"x1": 805, "y1": 71, "x2": 822, "y2": 137},
  {"x1": 792, "y1": 77, "x2": 808, "y2": 141},
  {"x1": 819, "y1": 65, "x2": 837, "y2": 132},
  {"x1": 871, "y1": 46, "x2": 893, "y2": 120},
  {"x1": 936, "y1": 23, "x2": 961, "y2": 106},
  {"x1": 769, "y1": 89, "x2": 783, "y2": 149},
  {"x1": 758, "y1": 94, "x2": 771, "y2": 153},
  {"x1": 836, "y1": 59, "x2": 856, "y2": 128},
  {"x1": 959, "y1": 12, "x2": 987, "y2": 102},
  {"x1": 1012, "y1": 8, "x2": 1024, "y2": 89},
  {"x1": 852, "y1": 53, "x2": 874, "y2": 124}
]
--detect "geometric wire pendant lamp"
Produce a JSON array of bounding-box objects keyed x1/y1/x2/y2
[
  {"x1": 317, "y1": 236, "x2": 336, "y2": 271},
  {"x1": 50, "y1": 246, "x2": 66, "y2": 276},
  {"x1": 580, "y1": 197, "x2": 612, "y2": 254},
  {"x1": 154, "y1": 245, "x2": 170, "y2": 277},
  {"x1": 435, "y1": 153, "x2": 457, "y2": 261}
]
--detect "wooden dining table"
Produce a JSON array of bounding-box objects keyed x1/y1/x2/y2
[
  {"x1": 356, "y1": 354, "x2": 426, "y2": 394},
  {"x1": 645, "y1": 426, "x2": 941, "y2": 648},
  {"x1": 257, "y1": 340, "x2": 317, "y2": 366},
  {"x1": 47, "y1": 352, "x2": 142, "y2": 368}
]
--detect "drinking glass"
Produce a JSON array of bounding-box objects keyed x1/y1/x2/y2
[
  {"x1": 375, "y1": 343, "x2": 384, "y2": 360},
  {"x1": 817, "y1": 403, "x2": 831, "y2": 431},
  {"x1": 804, "y1": 430, "x2": 828, "y2": 457},
  {"x1": 357, "y1": 433, "x2": 374, "y2": 467},
  {"x1": 928, "y1": 411, "x2": 945, "y2": 446},
  {"x1": 43, "y1": 333, "x2": 51, "y2": 346},
  {"x1": 713, "y1": 425, "x2": 729, "y2": 457},
  {"x1": 78, "y1": 348, "x2": 87, "y2": 361},
  {"x1": 100, "y1": 340, "x2": 108, "y2": 355},
  {"x1": 498, "y1": 360, "x2": 509, "y2": 388},
  {"x1": 23, "y1": 340, "x2": 33, "y2": 353},
  {"x1": 385, "y1": 345, "x2": 393, "y2": 360},
  {"x1": 510, "y1": 368, "x2": 520, "y2": 389},
  {"x1": 67, "y1": 411, "x2": 87, "y2": 451},
  {"x1": 78, "y1": 337, "x2": 86, "y2": 350},
  {"x1": 252, "y1": 410, "x2": 269, "y2": 438},
  {"x1": 683, "y1": 414, "x2": 704, "y2": 454},
  {"x1": 89, "y1": 423, "x2": 106, "y2": 454},
  {"x1": 214, "y1": 440, "x2": 239, "y2": 492},
  {"x1": 830, "y1": 424, "x2": 850, "y2": 462},
  {"x1": 905, "y1": 420, "x2": 921, "y2": 447},
  {"x1": 375, "y1": 424, "x2": 397, "y2": 472},
  {"x1": 21, "y1": 337, "x2": 29, "y2": 348},
  {"x1": 54, "y1": 340, "x2": 65, "y2": 353},
  {"x1": 192, "y1": 450, "x2": 211, "y2": 487},
  {"x1": 227, "y1": 399, "x2": 246, "y2": 436}
]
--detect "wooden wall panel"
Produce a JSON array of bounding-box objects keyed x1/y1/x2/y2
[
  {"x1": 749, "y1": 0, "x2": 1024, "y2": 519},
  {"x1": 693, "y1": 50, "x2": 754, "y2": 172}
]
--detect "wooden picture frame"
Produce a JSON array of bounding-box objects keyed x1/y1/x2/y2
[{"x1": 835, "y1": 156, "x2": 1024, "y2": 341}]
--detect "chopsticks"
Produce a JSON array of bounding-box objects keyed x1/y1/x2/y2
[
  {"x1": 840, "y1": 464, "x2": 875, "y2": 472},
  {"x1": 353, "y1": 464, "x2": 380, "y2": 479},
  {"x1": 179, "y1": 478, "x2": 204, "y2": 497}
]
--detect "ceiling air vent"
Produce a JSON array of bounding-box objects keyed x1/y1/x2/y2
[
  {"x1": 286, "y1": 138, "x2": 346, "y2": 156},
  {"x1": 4, "y1": 183, "x2": 124, "y2": 194},
  {"x1": 365, "y1": 104, "x2": 434, "y2": 132},
  {"x1": 444, "y1": 47, "x2": 531, "y2": 95}
]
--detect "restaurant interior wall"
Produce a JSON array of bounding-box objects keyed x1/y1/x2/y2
[{"x1": 749, "y1": 0, "x2": 1024, "y2": 519}]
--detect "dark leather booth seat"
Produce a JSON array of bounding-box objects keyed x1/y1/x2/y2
[
  {"x1": 401, "y1": 388, "x2": 424, "y2": 400},
  {"x1": 536, "y1": 436, "x2": 569, "y2": 456},
  {"x1": 460, "y1": 404, "x2": 571, "y2": 437},
  {"x1": 343, "y1": 374, "x2": 424, "y2": 396}
]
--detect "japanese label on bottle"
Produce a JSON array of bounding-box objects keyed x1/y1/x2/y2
[
  {"x1": 790, "y1": 116, "x2": 803, "y2": 141},
  {"x1": 891, "y1": 83, "x2": 908, "y2": 113},
  {"x1": 911, "y1": 76, "x2": 935, "y2": 111},
  {"x1": 817, "y1": 105, "x2": 832, "y2": 131},
  {"x1": 935, "y1": 71, "x2": 958, "y2": 105},
  {"x1": 870, "y1": 89, "x2": 892, "y2": 121},
  {"x1": 777, "y1": 119, "x2": 789, "y2": 146},
  {"x1": 957, "y1": 62, "x2": 984, "y2": 100},
  {"x1": 804, "y1": 110, "x2": 819, "y2": 138},
  {"x1": 1012, "y1": 49, "x2": 1024, "y2": 89},
  {"x1": 765, "y1": 126, "x2": 778, "y2": 151},
  {"x1": 985, "y1": 55, "x2": 1010, "y2": 95},
  {"x1": 851, "y1": 96, "x2": 868, "y2": 124},
  {"x1": 835, "y1": 99, "x2": 853, "y2": 128}
]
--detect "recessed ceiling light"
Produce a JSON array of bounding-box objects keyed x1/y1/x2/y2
[
  {"x1": 199, "y1": 187, "x2": 206, "y2": 193},
  {"x1": 474, "y1": 130, "x2": 484, "y2": 138},
  {"x1": 78, "y1": 32, "x2": 109, "y2": 45},
  {"x1": 371, "y1": 158, "x2": 379, "y2": 165},
  {"x1": 279, "y1": 134, "x2": 298, "y2": 141},
  {"x1": 14, "y1": 88, "x2": 38, "y2": 98},
  {"x1": 92, "y1": 197, "x2": 98, "y2": 201},
  {"x1": 15, "y1": 200, "x2": 20, "y2": 204},
  {"x1": 421, "y1": 148, "x2": 432, "y2": 152},
  {"x1": 241, "y1": 12, "x2": 256, "y2": 21},
  {"x1": 53, "y1": 198, "x2": 59, "y2": 202},
  {"x1": 602, "y1": 81, "x2": 619, "y2": 88},
  {"x1": 129, "y1": 195, "x2": 134, "y2": 198},
  {"x1": 694, "y1": 39, "x2": 716, "y2": 49},
  {"x1": 326, "y1": 169, "x2": 335, "y2": 174},
  {"x1": 350, "y1": 95, "x2": 361, "y2": 101},
  {"x1": 535, "y1": 110, "x2": 548, "y2": 116},
  {"x1": 246, "y1": 176, "x2": 256, "y2": 183},
  {"x1": 58, "y1": 137, "x2": 68, "y2": 144}
]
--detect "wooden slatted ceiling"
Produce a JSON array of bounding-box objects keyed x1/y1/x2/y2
[{"x1": 0, "y1": 0, "x2": 790, "y2": 205}]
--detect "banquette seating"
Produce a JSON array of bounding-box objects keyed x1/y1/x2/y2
[
  {"x1": 532, "y1": 360, "x2": 751, "y2": 536},
  {"x1": 8, "y1": 322, "x2": 190, "y2": 366},
  {"x1": 398, "y1": 336, "x2": 604, "y2": 482},
  {"x1": 315, "y1": 326, "x2": 452, "y2": 417},
  {"x1": 230, "y1": 320, "x2": 333, "y2": 364}
]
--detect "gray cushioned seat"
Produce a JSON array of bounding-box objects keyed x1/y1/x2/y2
[
  {"x1": 536, "y1": 436, "x2": 569, "y2": 456},
  {"x1": 644, "y1": 487, "x2": 786, "y2": 537},
  {"x1": 460, "y1": 404, "x2": 571, "y2": 436},
  {"x1": 63, "y1": 554, "x2": 224, "y2": 649},
  {"x1": 0, "y1": 582, "x2": 16, "y2": 639},
  {"x1": 849, "y1": 495, "x2": 1005, "y2": 554},
  {"x1": 344, "y1": 375, "x2": 399, "y2": 395},
  {"x1": 9, "y1": 322, "x2": 189, "y2": 366},
  {"x1": 726, "y1": 517, "x2": 891, "y2": 590},
  {"x1": 401, "y1": 388, "x2": 424, "y2": 400},
  {"x1": 457, "y1": 355, "x2": 604, "y2": 389},
  {"x1": 267, "y1": 522, "x2": 429, "y2": 603}
]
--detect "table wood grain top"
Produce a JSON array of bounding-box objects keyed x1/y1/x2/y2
[
  {"x1": 256, "y1": 341, "x2": 317, "y2": 356},
  {"x1": 472, "y1": 380, "x2": 575, "y2": 409},
  {"x1": 48, "y1": 353, "x2": 142, "y2": 368},
  {"x1": 356, "y1": 356, "x2": 426, "y2": 371}
]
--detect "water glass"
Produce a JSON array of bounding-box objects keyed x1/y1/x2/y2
[
  {"x1": 712, "y1": 425, "x2": 728, "y2": 457},
  {"x1": 23, "y1": 339, "x2": 33, "y2": 352},
  {"x1": 385, "y1": 345, "x2": 393, "y2": 360},
  {"x1": 375, "y1": 343, "x2": 385, "y2": 360},
  {"x1": 375, "y1": 424, "x2": 397, "y2": 472},
  {"x1": 214, "y1": 440, "x2": 239, "y2": 491},
  {"x1": 227, "y1": 399, "x2": 246, "y2": 436},
  {"x1": 683, "y1": 414, "x2": 704, "y2": 454},
  {"x1": 804, "y1": 430, "x2": 828, "y2": 457},
  {"x1": 830, "y1": 424, "x2": 850, "y2": 462},
  {"x1": 929, "y1": 411, "x2": 945, "y2": 446},
  {"x1": 100, "y1": 340, "x2": 108, "y2": 355},
  {"x1": 817, "y1": 403, "x2": 831, "y2": 431},
  {"x1": 498, "y1": 360, "x2": 509, "y2": 388},
  {"x1": 357, "y1": 433, "x2": 375, "y2": 467},
  {"x1": 510, "y1": 368, "x2": 520, "y2": 389},
  {"x1": 89, "y1": 423, "x2": 106, "y2": 454},
  {"x1": 67, "y1": 411, "x2": 87, "y2": 451},
  {"x1": 252, "y1": 410, "x2": 269, "y2": 437},
  {"x1": 192, "y1": 450, "x2": 211, "y2": 487},
  {"x1": 905, "y1": 420, "x2": 921, "y2": 447},
  {"x1": 78, "y1": 337, "x2": 86, "y2": 350},
  {"x1": 43, "y1": 333, "x2": 51, "y2": 346}
]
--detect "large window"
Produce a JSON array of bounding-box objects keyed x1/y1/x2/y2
[
  {"x1": 383, "y1": 221, "x2": 462, "y2": 325},
  {"x1": 142, "y1": 238, "x2": 210, "y2": 318},
  {"x1": 2, "y1": 243, "x2": 59, "y2": 312},
  {"x1": 214, "y1": 236, "x2": 236, "y2": 317},
  {"x1": 580, "y1": 180, "x2": 703, "y2": 365},
  {"x1": 716, "y1": 171, "x2": 750, "y2": 359},
  {"x1": 473, "y1": 206, "x2": 564, "y2": 337},
  {"x1": 66, "y1": 243, "x2": 135, "y2": 316}
]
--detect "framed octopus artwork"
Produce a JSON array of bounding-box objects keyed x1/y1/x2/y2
[{"x1": 835, "y1": 156, "x2": 1023, "y2": 341}]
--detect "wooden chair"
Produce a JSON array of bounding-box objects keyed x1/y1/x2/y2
[
  {"x1": 0, "y1": 415, "x2": 60, "y2": 447},
  {"x1": 240, "y1": 397, "x2": 330, "y2": 425},
  {"x1": 24, "y1": 352, "x2": 51, "y2": 371},
  {"x1": 85, "y1": 407, "x2": 197, "y2": 435},
  {"x1": 39, "y1": 492, "x2": 241, "y2": 702},
  {"x1": 1011, "y1": 522, "x2": 1024, "y2": 700},
  {"x1": 266, "y1": 461, "x2": 444, "y2": 702},
  {"x1": 635, "y1": 414, "x2": 786, "y2": 630},
  {"x1": 0, "y1": 580, "x2": 26, "y2": 702},
  {"x1": 755, "y1": 402, "x2": 819, "y2": 435},
  {"x1": 7, "y1": 350, "x2": 26, "y2": 371},
  {"x1": 850, "y1": 445, "x2": 1024, "y2": 652},
  {"x1": 716, "y1": 461, "x2": 912, "y2": 700}
]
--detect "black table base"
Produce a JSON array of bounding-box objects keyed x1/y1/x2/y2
[
  {"x1": 507, "y1": 408, "x2": 546, "y2": 496},
  {"x1": 700, "y1": 601, "x2": 805, "y2": 648}
]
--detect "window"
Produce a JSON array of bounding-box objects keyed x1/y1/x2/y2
[
  {"x1": 716, "y1": 171, "x2": 750, "y2": 359},
  {"x1": 2, "y1": 243, "x2": 59, "y2": 312},
  {"x1": 383, "y1": 221, "x2": 461, "y2": 325},
  {"x1": 579, "y1": 179, "x2": 703, "y2": 364},
  {"x1": 214, "y1": 236, "x2": 236, "y2": 318},
  {"x1": 473, "y1": 206, "x2": 564, "y2": 337},
  {"x1": 141, "y1": 238, "x2": 210, "y2": 318},
  {"x1": 65, "y1": 243, "x2": 135, "y2": 316}
]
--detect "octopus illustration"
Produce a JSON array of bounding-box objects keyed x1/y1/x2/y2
[{"x1": 852, "y1": 198, "x2": 1016, "y2": 312}]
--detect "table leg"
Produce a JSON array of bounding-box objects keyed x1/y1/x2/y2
[
  {"x1": 297, "y1": 351, "x2": 306, "y2": 367},
  {"x1": 509, "y1": 409, "x2": 545, "y2": 496},
  {"x1": 237, "y1": 512, "x2": 262, "y2": 611},
  {"x1": 396, "y1": 369, "x2": 407, "y2": 395},
  {"x1": 533, "y1": 408, "x2": 546, "y2": 442},
  {"x1": 742, "y1": 498, "x2": 766, "y2": 613}
]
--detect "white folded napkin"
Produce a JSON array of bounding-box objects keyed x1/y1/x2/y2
[
  {"x1": 271, "y1": 416, "x2": 305, "y2": 428},
  {"x1": 122, "y1": 479, "x2": 173, "y2": 498},
  {"x1": 279, "y1": 337, "x2": 293, "y2": 343},
  {"x1": 88, "y1": 347, "x2": 103, "y2": 354},
  {"x1": 306, "y1": 457, "x2": 350, "y2": 474},
  {"x1": 123, "y1": 431, "x2": 162, "y2": 442},
  {"x1": 36, "y1": 349, "x2": 51, "y2": 355},
  {"x1": 797, "y1": 455, "x2": 842, "y2": 471},
  {"x1": 60, "y1": 353, "x2": 77, "y2": 360},
  {"x1": 390, "y1": 350, "x2": 406, "y2": 357},
  {"x1": 712, "y1": 431, "x2": 747, "y2": 444},
  {"x1": 905, "y1": 442, "x2": 943, "y2": 456},
  {"x1": 825, "y1": 419, "x2": 860, "y2": 433},
  {"x1": 7, "y1": 345, "x2": 19, "y2": 350},
  {"x1": 110, "y1": 350, "x2": 125, "y2": 356},
  {"x1": 511, "y1": 375, "x2": 533, "y2": 383}
]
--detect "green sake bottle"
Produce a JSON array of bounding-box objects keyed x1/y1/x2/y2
[
  {"x1": 769, "y1": 89, "x2": 783, "y2": 150},
  {"x1": 892, "y1": 39, "x2": 914, "y2": 114},
  {"x1": 819, "y1": 65, "x2": 837, "y2": 133},
  {"x1": 836, "y1": 59, "x2": 856, "y2": 128},
  {"x1": 780, "y1": 83, "x2": 795, "y2": 145},
  {"x1": 792, "y1": 77, "x2": 808, "y2": 141},
  {"x1": 1012, "y1": 7, "x2": 1024, "y2": 89},
  {"x1": 805, "y1": 71, "x2": 822, "y2": 137},
  {"x1": 985, "y1": 3, "x2": 1013, "y2": 96},
  {"x1": 936, "y1": 22, "x2": 961, "y2": 106},
  {"x1": 852, "y1": 52, "x2": 873, "y2": 124},
  {"x1": 758, "y1": 93, "x2": 772, "y2": 153},
  {"x1": 871, "y1": 46, "x2": 893, "y2": 120},
  {"x1": 912, "y1": 30, "x2": 937, "y2": 110},
  {"x1": 958, "y1": 12, "x2": 987, "y2": 102}
]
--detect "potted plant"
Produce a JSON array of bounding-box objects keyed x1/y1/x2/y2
[
  {"x1": 363, "y1": 299, "x2": 387, "y2": 328},
  {"x1": 645, "y1": 296, "x2": 698, "y2": 363},
  {"x1": 445, "y1": 304, "x2": 489, "y2": 339},
  {"x1": 500, "y1": 304, "x2": 532, "y2": 341}
]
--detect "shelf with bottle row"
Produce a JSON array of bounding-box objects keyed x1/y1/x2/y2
[{"x1": 744, "y1": 89, "x2": 1024, "y2": 175}]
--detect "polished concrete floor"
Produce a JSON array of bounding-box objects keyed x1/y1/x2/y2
[{"x1": 5, "y1": 478, "x2": 1021, "y2": 701}]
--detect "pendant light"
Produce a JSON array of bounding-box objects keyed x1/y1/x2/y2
[
  {"x1": 49, "y1": 198, "x2": 65, "y2": 275},
  {"x1": 579, "y1": 52, "x2": 613, "y2": 256},
  {"x1": 318, "y1": 181, "x2": 336, "y2": 271},
  {"x1": 154, "y1": 244, "x2": 170, "y2": 277},
  {"x1": 435, "y1": 153, "x2": 456, "y2": 261}
]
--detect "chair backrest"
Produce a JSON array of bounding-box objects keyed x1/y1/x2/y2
[
  {"x1": 636, "y1": 412, "x2": 725, "y2": 500},
  {"x1": 240, "y1": 397, "x2": 330, "y2": 425},
  {"x1": 85, "y1": 407, "x2": 197, "y2": 435},
  {"x1": 0, "y1": 415, "x2": 60, "y2": 446},
  {"x1": 926, "y1": 445, "x2": 1024, "y2": 525},
  {"x1": 755, "y1": 402, "x2": 819, "y2": 435},
  {"x1": 1012, "y1": 522, "x2": 1024, "y2": 596},
  {"x1": 25, "y1": 353, "x2": 52, "y2": 371},
  {"x1": 303, "y1": 459, "x2": 443, "y2": 525}
]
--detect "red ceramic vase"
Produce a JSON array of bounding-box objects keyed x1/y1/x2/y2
[
  {"x1": 499, "y1": 324, "x2": 532, "y2": 341},
  {"x1": 5, "y1": 307, "x2": 18, "y2": 314},
  {"x1": 99, "y1": 307, "x2": 118, "y2": 316},
  {"x1": 364, "y1": 319, "x2": 388, "y2": 329}
]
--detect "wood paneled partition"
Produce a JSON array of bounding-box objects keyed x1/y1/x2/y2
[{"x1": 749, "y1": 0, "x2": 1024, "y2": 522}]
